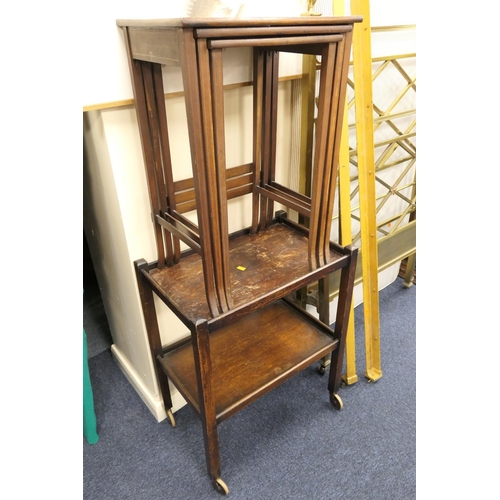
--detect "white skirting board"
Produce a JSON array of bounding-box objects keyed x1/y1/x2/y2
[{"x1": 111, "y1": 345, "x2": 187, "y2": 423}]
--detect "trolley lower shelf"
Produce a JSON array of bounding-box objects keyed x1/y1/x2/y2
[{"x1": 158, "y1": 299, "x2": 338, "y2": 424}]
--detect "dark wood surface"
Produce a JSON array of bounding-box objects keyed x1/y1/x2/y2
[
  {"x1": 121, "y1": 16, "x2": 362, "y2": 490},
  {"x1": 123, "y1": 18, "x2": 359, "y2": 313},
  {"x1": 195, "y1": 25, "x2": 354, "y2": 39},
  {"x1": 117, "y1": 17, "x2": 363, "y2": 29},
  {"x1": 160, "y1": 300, "x2": 337, "y2": 423},
  {"x1": 147, "y1": 223, "x2": 346, "y2": 323}
]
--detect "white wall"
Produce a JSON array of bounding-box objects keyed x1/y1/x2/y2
[
  {"x1": 82, "y1": 0, "x2": 308, "y2": 109},
  {"x1": 83, "y1": 0, "x2": 417, "y2": 107},
  {"x1": 84, "y1": 109, "x2": 172, "y2": 417}
]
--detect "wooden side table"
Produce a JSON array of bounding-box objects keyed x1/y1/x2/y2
[{"x1": 117, "y1": 16, "x2": 361, "y2": 495}]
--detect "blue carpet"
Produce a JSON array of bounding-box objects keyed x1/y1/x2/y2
[{"x1": 83, "y1": 277, "x2": 415, "y2": 499}]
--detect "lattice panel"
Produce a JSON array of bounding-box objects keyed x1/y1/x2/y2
[{"x1": 337, "y1": 40, "x2": 416, "y2": 245}]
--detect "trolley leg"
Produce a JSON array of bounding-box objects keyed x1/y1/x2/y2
[
  {"x1": 192, "y1": 320, "x2": 227, "y2": 494},
  {"x1": 134, "y1": 259, "x2": 174, "y2": 418},
  {"x1": 328, "y1": 247, "x2": 358, "y2": 402}
]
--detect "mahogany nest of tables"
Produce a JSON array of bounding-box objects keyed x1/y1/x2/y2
[{"x1": 118, "y1": 16, "x2": 361, "y2": 495}]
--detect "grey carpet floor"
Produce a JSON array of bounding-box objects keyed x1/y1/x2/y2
[{"x1": 83, "y1": 277, "x2": 415, "y2": 499}]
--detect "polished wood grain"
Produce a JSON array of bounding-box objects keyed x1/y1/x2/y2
[
  {"x1": 251, "y1": 48, "x2": 264, "y2": 234},
  {"x1": 122, "y1": 16, "x2": 362, "y2": 491},
  {"x1": 135, "y1": 259, "x2": 173, "y2": 410},
  {"x1": 160, "y1": 300, "x2": 338, "y2": 423},
  {"x1": 122, "y1": 31, "x2": 166, "y2": 268},
  {"x1": 172, "y1": 163, "x2": 253, "y2": 214},
  {"x1": 194, "y1": 25, "x2": 353, "y2": 39},
  {"x1": 197, "y1": 38, "x2": 232, "y2": 313},
  {"x1": 208, "y1": 34, "x2": 343, "y2": 49},
  {"x1": 127, "y1": 27, "x2": 180, "y2": 65},
  {"x1": 117, "y1": 17, "x2": 363, "y2": 29},
  {"x1": 146, "y1": 223, "x2": 347, "y2": 323},
  {"x1": 178, "y1": 27, "x2": 221, "y2": 316}
]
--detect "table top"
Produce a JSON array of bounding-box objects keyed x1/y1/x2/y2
[{"x1": 116, "y1": 16, "x2": 363, "y2": 29}]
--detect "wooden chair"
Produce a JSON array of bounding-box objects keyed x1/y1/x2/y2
[{"x1": 118, "y1": 16, "x2": 361, "y2": 495}]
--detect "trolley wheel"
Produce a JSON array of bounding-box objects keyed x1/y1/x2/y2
[
  {"x1": 330, "y1": 393, "x2": 344, "y2": 411},
  {"x1": 317, "y1": 365, "x2": 326, "y2": 375},
  {"x1": 166, "y1": 409, "x2": 176, "y2": 428},
  {"x1": 213, "y1": 478, "x2": 229, "y2": 495}
]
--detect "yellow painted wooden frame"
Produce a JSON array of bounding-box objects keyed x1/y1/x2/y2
[{"x1": 308, "y1": 1, "x2": 416, "y2": 383}]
